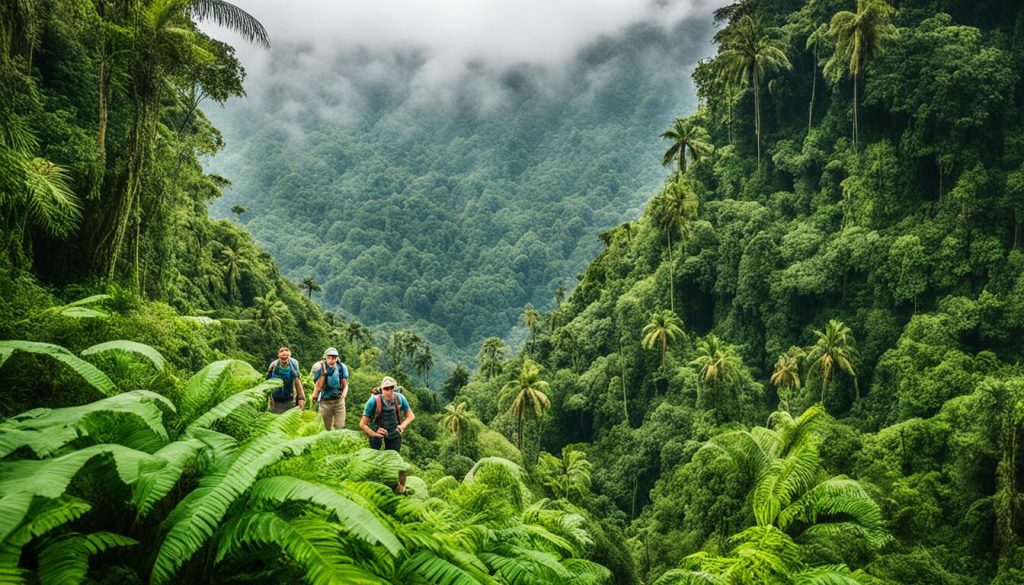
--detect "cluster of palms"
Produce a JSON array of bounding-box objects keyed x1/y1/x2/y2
[
  {"x1": 661, "y1": 0, "x2": 898, "y2": 175},
  {"x1": 387, "y1": 330, "x2": 435, "y2": 383},
  {"x1": 0, "y1": 339, "x2": 609, "y2": 584}
]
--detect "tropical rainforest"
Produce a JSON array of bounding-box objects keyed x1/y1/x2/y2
[{"x1": 2, "y1": 0, "x2": 1024, "y2": 584}]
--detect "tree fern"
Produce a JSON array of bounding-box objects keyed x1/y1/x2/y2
[
  {"x1": 0, "y1": 390, "x2": 173, "y2": 458},
  {"x1": 37, "y1": 531, "x2": 137, "y2": 585},
  {"x1": 81, "y1": 340, "x2": 166, "y2": 371},
  {"x1": 753, "y1": 446, "x2": 823, "y2": 526},
  {"x1": 0, "y1": 340, "x2": 116, "y2": 396}
]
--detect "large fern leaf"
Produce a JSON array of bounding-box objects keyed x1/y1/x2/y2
[
  {"x1": 183, "y1": 379, "x2": 278, "y2": 437},
  {"x1": 752, "y1": 446, "x2": 821, "y2": 527},
  {"x1": 0, "y1": 340, "x2": 115, "y2": 396},
  {"x1": 81, "y1": 340, "x2": 166, "y2": 371},
  {"x1": 398, "y1": 549, "x2": 494, "y2": 585},
  {"x1": 0, "y1": 497, "x2": 92, "y2": 582},
  {"x1": 37, "y1": 531, "x2": 137, "y2": 585},
  {"x1": 0, "y1": 390, "x2": 173, "y2": 458},
  {"x1": 151, "y1": 412, "x2": 331, "y2": 584},
  {"x1": 214, "y1": 512, "x2": 389, "y2": 585},
  {"x1": 247, "y1": 476, "x2": 403, "y2": 555},
  {"x1": 132, "y1": 438, "x2": 206, "y2": 518},
  {"x1": 174, "y1": 359, "x2": 261, "y2": 430}
]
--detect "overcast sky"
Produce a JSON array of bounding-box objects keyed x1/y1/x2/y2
[{"x1": 205, "y1": 0, "x2": 728, "y2": 80}]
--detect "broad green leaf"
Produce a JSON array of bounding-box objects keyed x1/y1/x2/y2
[{"x1": 82, "y1": 340, "x2": 166, "y2": 371}]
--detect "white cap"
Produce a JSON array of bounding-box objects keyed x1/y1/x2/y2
[
  {"x1": 324, "y1": 347, "x2": 339, "y2": 357},
  {"x1": 380, "y1": 376, "x2": 397, "y2": 389}
]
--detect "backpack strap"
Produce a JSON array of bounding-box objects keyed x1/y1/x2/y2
[
  {"x1": 266, "y1": 359, "x2": 279, "y2": 378},
  {"x1": 314, "y1": 360, "x2": 327, "y2": 394},
  {"x1": 375, "y1": 394, "x2": 382, "y2": 426}
]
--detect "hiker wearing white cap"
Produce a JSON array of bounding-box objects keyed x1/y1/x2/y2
[
  {"x1": 360, "y1": 376, "x2": 415, "y2": 493},
  {"x1": 311, "y1": 347, "x2": 349, "y2": 430}
]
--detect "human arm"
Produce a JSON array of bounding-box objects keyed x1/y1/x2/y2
[
  {"x1": 397, "y1": 396, "x2": 415, "y2": 433},
  {"x1": 293, "y1": 359, "x2": 306, "y2": 409},
  {"x1": 360, "y1": 399, "x2": 388, "y2": 437}
]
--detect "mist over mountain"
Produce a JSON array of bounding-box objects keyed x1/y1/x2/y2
[{"x1": 205, "y1": 15, "x2": 717, "y2": 370}]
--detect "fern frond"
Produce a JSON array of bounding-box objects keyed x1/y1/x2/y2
[
  {"x1": 753, "y1": 446, "x2": 821, "y2": 526},
  {"x1": 0, "y1": 340, "x2": 115, "y2": 396},
  {"x1": 0, "y1": 444, "x2": 158, "y2": 501},
  {"x1": 399, "y1": 549, "x2": 494, "y2": 585},
  {"x1": 0, "y1": 497, "x2": 92, "y2": 579},
  {"x1": 37, "y1": 531, "x2": 137, "y2": 585},
  {"x1": 0, "y1": 390, "x2": 173, "y2": 458},
  {"x1": 182, "y1": 379, "x2": 276, "y2": 437},
  {"x1": 174, "y1": 359, "x2": 261, "y2": 430},
  {"x1": 151, "y1": 415, "x2": 329, "y2": 584},
  {"x1": 248, "y1": 476, "x2": 403, "y2": 555},
  {"x1": 133, "y1": 438, "x2": 206, "y2": 518},
  {"x1": 214, "y1": 512, "x2": 388, "y2": 585},
  {"x1": 81, "y1": 340, "x2": 166, "y2": 371},
  {"x1": 780, "y1": 478, "x2": 887, "y2": 549},
  {"x1": 652, "y1": 568, "x2": 722, "y2": 584}
]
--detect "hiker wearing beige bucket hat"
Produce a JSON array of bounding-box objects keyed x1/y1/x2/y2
[{"x1": 360, "y1": 375, "x2": 415, "y2": 493}]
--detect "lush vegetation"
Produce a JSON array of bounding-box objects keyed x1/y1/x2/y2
[
  {"x1": 203, "y1": 17, "x2": 717, "y2": 373},
  {"x1": 435, "y1": 0, "x2": 1024, "y2": 582},
  {"x1": 6, "y1": 0, "x2": 1024, "y2": 582}
]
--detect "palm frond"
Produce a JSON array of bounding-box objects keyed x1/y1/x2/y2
[
  {"x1": 187, "y1": 0, "x2": 270, "y2": 48},
  {"x1": 81, "y1": 340, "x2": 166, "y2": 371},
  {"x1": 0, "y1": 340, "x2": 115, "y2": 396}
]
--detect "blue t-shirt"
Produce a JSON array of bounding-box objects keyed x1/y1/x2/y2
[
  {"x1": 266, "y1": 358, "x2": 299, "y2": 401},
  {"x1": 363, "y1": 393, "x2": 410, "y2": 418},
  {"x1": 311, "y1": 360, "x2": 349, "y2": 399}
]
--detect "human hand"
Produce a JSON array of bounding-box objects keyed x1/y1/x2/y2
[
  {"x1": 298, "y1": 399, "x2": 306, "y2": 410},
  {"x1": 397, "y1": 424, "x2": 405, "y2": 434},
  {"x1": 376, "y1": 428, "x2": 388, "y2": 437}
]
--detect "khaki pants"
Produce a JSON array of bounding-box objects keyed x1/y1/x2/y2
[
  {"x1": 268, "y1": 399, "x2": 296, "y2": 414},
  {"x1": 320, "y1": 397, "x2": 345, "y2": 430}
]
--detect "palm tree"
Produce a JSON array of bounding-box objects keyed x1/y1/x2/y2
[
  {"x1": 521, "y1": 303, "x2": 541, "y2": 336},
  {"x1": 716, "y1": 15, "x2": 792, "y2": 169},
  {"x1": 660, "y1": 116, "x2": 712, "y2": 174},
  {"x1": 501, "y1": 359, "x2": 552, "y2": 454},
  {"x1": 230, "y1": 204, "x2": 247, "y2": 219},
  {"x1": 219, "y1": 247, "x2": 242, "y2": 297},
  {"x1": 807, "y1": 319, "x2": 859, "y2": 406},
  {"x1": 439, "y1": 401, "x2": 479, "y2": 456},
  {"x1": 641, "y1": 309, "x2": 686, "y2": 367},
  {"x1": 442, "y1": 365, "x2": 471, "y2": 400},
  {"x1": 413, "y1": 345, "x2": 434, "y2": 385},
  {"x1": 806, "y1": 23, "x2": 830, "y2": 133},
  {"x1": 690, "y1": 334, "x2": 743, "y2": 423},
  {"x1": 537, "y1": 447, "x2": 593, "y2": 503},
  {"x1": 770, "y1": 349, "x2": 803, "y2": 412},
  {"x1": 300, "y1": 277, "x2": 320, "y2": 299},
  {"x1": 252, "y1": 293, "x2": 288, "y2": 333},
  {"x1": 649, "y1": 177, "x2": 698, "y2": 313},
  {"x1": 345, "y1": 322, "x2": 373, "y2": 349},
  {"x1": 478, "y1": 337, "x2": 508, "y2": 380},
  {"x1": 824, "y1": 0, "x2": 898, "y2": 148}
]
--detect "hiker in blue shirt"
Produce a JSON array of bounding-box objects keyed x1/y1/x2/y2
[
  {"x1": 360, "y1": 376, "x2": 415, "y2": 493},
  {"x1": 310, "y1": 347, "x2": 349, "y2": 430},
  {"x1": 265, "y1": 346, "x2": 306, "y2": 413}
]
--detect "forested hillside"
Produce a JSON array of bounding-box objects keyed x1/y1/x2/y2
[
  {"x1": 204, "y1": 17, "x2": 715, "y2": 370},
  {"x1": 442, "y1": 0, "x2": 1024, "y2": 582}
]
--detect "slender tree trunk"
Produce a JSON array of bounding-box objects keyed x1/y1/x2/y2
[
  {"x1": 808, "y1": 42, "x2": 818, "y2": 134},
  {"x1": 852, "y1": 72, "x2": 859, "y2": 148},
  {"x1": 667, "y1": 230, "x2": 675, "y2": 313},
  {"x1": 618, "y1": 335, "x2": 630, "y2": 426},
  {"x1": 754, "y1": 75, "x2": 762, "y2": 169},
  {"x1": 96, "y1": 51, "x2": 109, "y2": 194},
  {"x1": 679, "y1": 145, "x2": 686, "y2": 174}
]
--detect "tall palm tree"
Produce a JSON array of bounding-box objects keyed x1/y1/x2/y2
[
  {"x1": 807, "y1": 319, "x2": 859, "y2": 406},
  {"x1": 824, "y1": 0, "x2": 898, "y2": 148},
  {"x1": 716, "y1": 15, "x2": 792, "y2": 169},
  {"x1": 660, "y1": 116, "x2": 713, "y2": 175},
  {"x1": 252, "y1": 293, "x2": 288, "y2": 333},
  {"x1": 439, "y1": 401, "x2": 479, "y2": 456},
  {"x1": 806, "y1": 23, "x2": 829, "y2": 133},
  {"x1": 521, "y1": 303, "x2": 541, "y2": 336},
  {"x1": 649, "y1": 177, "x2": 698, "y2": 312},
  {"x1": 641, "y1": 309, "x2": 686, "y2": 367},
  {"x1": 501, "y1": 359, "x2": 552, "y2": 454},
  {"x1": 479, "y1": 337, "x2": 508, "y2": 380},
  {"x1": 770, "y1": 348, "x2": 803, "y2": 412},
  {"x1": 300, "y1": 277, "x2": 320, "y2": 299},
  {"x1": 690, "y1": 334, "x2": 743, "y2": 423},
  {"x1": 413, "y1": 345, "x2": 434, "y2": 385}
]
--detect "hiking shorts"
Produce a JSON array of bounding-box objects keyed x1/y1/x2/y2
[
  {"x1": 269, "y1": 398, "x2": 296, "y2": 414},
  {"x1": 319, "y1": 397, "x2": 345, "y2": 430},
  {"x1": 369, "y1": 433, "x2": 402, "y2": 452}
]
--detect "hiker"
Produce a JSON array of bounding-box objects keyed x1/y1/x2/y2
[
  {"x1": 265, "y1": 346, "x2": 306, "y2": 413},
  {"x1": 360, "y1": 376, "x2": 415, "y2": 493},
  {"x1": 311, "y1": 347, "x2": 349, "y2": 430}
]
